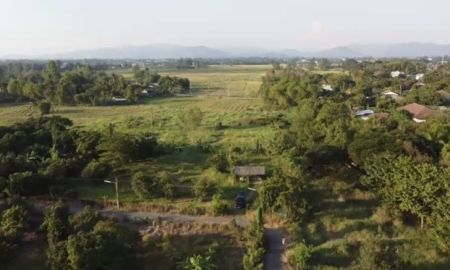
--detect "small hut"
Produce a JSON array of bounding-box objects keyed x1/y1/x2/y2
[{"x1": 232, "y1": 166, "x2": 266, "y2": 181}]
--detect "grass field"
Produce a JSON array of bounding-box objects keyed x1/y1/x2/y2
[{"x1": 0, "y1": 64, "x2": 275, "y2": 210}]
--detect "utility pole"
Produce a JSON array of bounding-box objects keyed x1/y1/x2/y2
[
  {"x1": 104, "y1": 177, "x2": 120, "y2": 209},
  {"x1": 115, "y1": 177, "x2": 119, "y2": 209}
]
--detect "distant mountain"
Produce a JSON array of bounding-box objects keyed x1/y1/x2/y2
[
  {"x1": 349, "y1": 43, "x2": 450, "y2": 58},
  {"x1": 2, "y1": 42, "x2": 450, "y2": 59},
  {"x1": 49, "y1": 44, "x2": 229, "y2": 59},
  {"x1": 312, "y1": 46, "x2": 363, "y2": 58}
]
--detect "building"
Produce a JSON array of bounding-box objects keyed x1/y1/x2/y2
[
  {"x1": 391, "y1": 71, "x2": 405, "y2": 78},
  {"x1": 382, "y1": 91, "x2": 399, "y2": 99},
  {"x1": 399, "y1": 103, "x2": 435, "y2": 123},
  {"x1": 321, "y1": 84, "x2": 333, "y2": 91},
  {"x1": 415, "y1": 73, "x2": 425, "y2": 81},
  {"x1": 355, "y1": 109, "x2": 375, "y2": 120},
  {"x1": 112, "y1": 97, "x2": 128, "y2": 102},
  {"x1": 232, "y1": 166, "x2": 266, "y2": 181}
]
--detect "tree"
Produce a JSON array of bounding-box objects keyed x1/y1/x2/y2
[
  {"x1": 37, "y1": 101, "x2": 52, "y2": 115},
  {"x1": 41, "y1": 203, "x2": 70, "y2": 245},
  {"x1": 67, "y1": 221, "x2": 140, "y2": 270},
  {"x1": 357, "y1": 236, "x2": 404, "y2": 270},
  {"x1": 6, "y1": 78, "x2": 21, "y2": 99},
  {"x1": 192, "y1": 174, "x2": 216, "y2": 201},
  {"x1": 69, "y1": 207, "x2": 103, "y2": 233},
  {"x1": 46, "y1": 240, "x2": 69, "y2": 270},
  {"x1": 81, "y1": 160, "x2": 111, "y2": 179},
  {"x1": 288, "y1": 243, "x2": 312, "y2": 270},
  {"x1": 157, "y1": 171, "x2": 176, "y2": 199},
  {"x1": 0, "y1": 205, "x2": 28, "y2": 242},
  {"x1": 363, "y1": 155, "x2": 447, "y2": 229},
  {"x1": 211, "y1": 192, "x2": 229, "y2": 216},
  {"x1": 131, "y1": 171, "x2": 151, "y2": 199},
  {"x1": 243, "y1": 212, "x2": 265, "y2": 270}
]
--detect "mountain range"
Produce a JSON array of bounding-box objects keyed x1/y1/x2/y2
[{"x1": 2, "y1": 43, "x2": 450, "y2": 59}]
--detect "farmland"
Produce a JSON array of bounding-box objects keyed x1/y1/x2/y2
[{"x1": 0, "y1": 64, "x2": 276, "y2": 210}]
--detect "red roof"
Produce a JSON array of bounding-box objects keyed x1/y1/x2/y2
[{"x1": 399, "y1": 103, "x2": 434, "y2": 120}]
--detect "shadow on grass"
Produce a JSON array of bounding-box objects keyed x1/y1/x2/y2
[{"x1": 310, "y1": 244, "x2": 356, "y2": 269}]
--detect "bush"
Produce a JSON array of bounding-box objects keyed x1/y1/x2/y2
[
  {"x1": 131, "y1": 172, "x2": 151, "y2": 199},
  {"x1": 37, "y1": 101, "x2": 52, "y2": 115},
  {"x1": 211, "y1": 192, "x2": 230, "y2": 216},
  {"x1": 288, "y1": 242, "x2": 312, "y2": 270},
  {"x1": 0, "y1": 205, "x2": 28, "y2": 242},
  {"x1": 81, "y1": 160, "x2": 111, "y2": 179},
  {"x1": 357, "y1": 236, "x2": 404, "y2": 270},
  {"x1": 157, "y1": 171, "x2": 176, "y2": 199},
  {"x1": 192, "y1": 174, "x2": 216, "y2": 201}
]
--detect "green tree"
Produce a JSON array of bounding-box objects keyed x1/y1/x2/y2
[
  {"x1": 192, "y1": 174, "x2": 216, "y2": 201},
  {"x1": 0, "y1": 205, "x2": 28, "y2": 242},
  {"x1": 46, "y1": 240, "x2": 69, "y2": 270},
  {"x1": 37, "y1": 101, "x2": 52, "y2": 115},
  {"x1": 157, "y1": 171, "x2": 176, "y2": 199},
  {"x1": 69, "y1": 207, "x2": 103, "y2": 233},
  {"x1": 357, "y1": 236, "x2": 404, "y2": 270},
  {"x1": 6, "y1": 78, "x2": 21, "y2": 98},
  {"x1": 41, "y1": 203, "x2": 70, "y2": 245},
  {"x1": 67, "y1": 221, "x2": 140, "y2": 270},
  {"x1": 288, "y1": 242, "x2": 312, "y2": 270},
  {"x1": 131, "y1": 171, "x2": 151, "y2": 199}
]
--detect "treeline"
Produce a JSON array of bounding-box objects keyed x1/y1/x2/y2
[
  {"x1": 0, "y1": 61, "x2": 191, "y2": 106},
  {"x1": 0, "y1": 116, "x2": 158, "y2": 199}
]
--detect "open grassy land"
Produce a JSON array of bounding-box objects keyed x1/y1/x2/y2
[{"x1": 0, "y1": 64, "x2": 276, "y2": 210}]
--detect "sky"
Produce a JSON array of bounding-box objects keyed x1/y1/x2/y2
[{"x1": 0, "y1": 0, "x2": 449, "y2": 56}]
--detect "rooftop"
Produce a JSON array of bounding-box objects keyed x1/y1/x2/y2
[{"x1": 232, "y1": 166, "x2": 266, "y2": 176}]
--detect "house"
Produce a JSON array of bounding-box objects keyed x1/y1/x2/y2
[
  {"x1": 391, "y1": 71, "x2": 405, "y2": 78},
  {"x1": 399, "y1": 103, "x2": 435, "y2": 123},
  {"x1": 232, "y1": 166, "x2": 266, "y2": 181},
  {"x1": 382, "y1": 90, "x2": 406, "y2": 102},
  {"x1": 355, "y1": 109, "x2": 375, "y2": 120},
  {"x1": 112, "y1": 97, "x2": 128, "y2": 103},
  {"x1": 415, "y1": 73, "x2": 425, "y2": 81},
  {"x1": 322, "y1": 84, "x2": 333, "y2": 91}
]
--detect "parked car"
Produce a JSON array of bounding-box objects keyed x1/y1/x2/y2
[{"x1": 235, "y1": 191, "x2": 247, "y2": 209}]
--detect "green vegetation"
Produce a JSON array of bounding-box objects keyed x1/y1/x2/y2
[{"x1": 0, "y1": 59, "x2": 449, "y2": 269}]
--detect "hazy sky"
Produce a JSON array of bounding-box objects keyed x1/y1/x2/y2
[{"x1": 0, "y1": 0, "x2": 449, "y2": 55}]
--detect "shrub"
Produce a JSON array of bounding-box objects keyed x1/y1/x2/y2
[
  {"x1": 211, "y1": 192, "x2": 230, "y2": 216},
  {"x1": 0, "y1": 205, "x2": 29, "y2": 242},
  {"x1": 131, "y1": 172, "x2": 151, "y2": 199},
  {"x1": 37, "y1": 101, "x2": 52, "y2": 115},
  {"x1": 157, "y1": 171, "x2": 176, "y2": 199},
  {"x1": 81, "y1": 160, "x2": 111, "y2": 179},
  {"x1": 192, "y1": 174, "x2": 216, "y2": 201},
  {"x1": 288, "y1": 242, "x2": 312, "y2": 270},
  {"x1": 357, "y1": 236, "x2": 404, "y2": 270}
]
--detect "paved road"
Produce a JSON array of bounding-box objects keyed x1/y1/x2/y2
[{"x1": 264, "y1": 228, "x2": 285, "y2": 270}]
